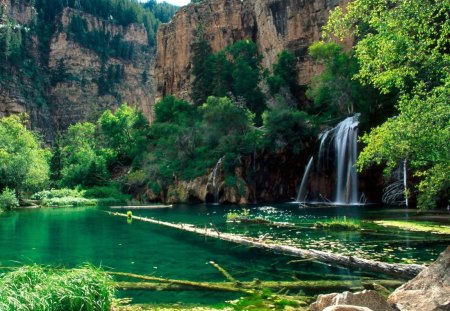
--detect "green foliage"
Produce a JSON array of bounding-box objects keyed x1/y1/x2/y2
[
  {"x1": 83, "y1": 185, "x2": 131, "y2": 202},
  {"x1": 267, "y1": 50, "x2": 298, "y2": 94},
  {"x1": 262, "y1": 108, "x2": 316, "y2": 153},
  {"x1": 0, "y1": 188, "x2": 19, "y2": 211},
  {"x1": 59, "y1": 122, "x2": 110, "y2": 188},
  {"x1": 41, "y1": 196, "x2": 97, "y2": 207},
  {"x1": 358, "y1": 84, "x2": 450, "y2": 209},
  {"x1": 98, "y1": 104, "x2": 150, "y2": 165},
  {"x1": 31, "y1": 188, "x2": 82, "y2": 200},
  {"x1": 191, "y1": 39, "x2": 266, "y2": 123},
  {"x1": 306, "y1": 42, "x2": 389, "y2": 124},
  {"x1": 226, "y1": 208, "x2": 250, "y2": 222},
  {"x1": 0, "y1": 115, "x2": 50, "y2": 194},
  {"x1": 324, "y1": 0, "x2": 450, "y2": 208},
  {"x1": 324, "y1": 0, "x2": 450, "y2": 95},
  {"x1": 315, "y1": 217, "x2": 361, "y2": 231},
  {"x1": 0, "y1": 265, "x2": 114, "y2": 310}
]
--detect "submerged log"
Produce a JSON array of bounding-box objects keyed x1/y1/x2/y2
[
  {"x1": 114, "y1": 279, "x2": 403, "y2": 293},
  {"x1": 106, "y1": 212, "x2": 425, "y2": 279}
]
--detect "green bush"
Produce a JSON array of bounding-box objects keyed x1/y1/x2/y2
[
  {"x1": 0, "y1": 265, "x2": 114, "y2": 311},
  {"x1": 41, "y1": 197, "x2": 97, "y2": 207},
  {"x1": 0, "y1": 188, "x2": 19, "y2": 211},
  {"x1": 83, "y1": 185, "x2": 131, "y2": 205},
  {"x1": 31, "y1": 188, "x2": 83, "y2": 200}
]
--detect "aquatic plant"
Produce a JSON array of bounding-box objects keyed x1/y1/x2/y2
[
  {"x1": 314, "y1": 216, "x2": 361, "y2": 231},
  {"x1": 0, "y1": 265, "x2": 114, "y2": 311},
  {"x1": 226, "y1": 208, "x2": 250, "y2": 222}
]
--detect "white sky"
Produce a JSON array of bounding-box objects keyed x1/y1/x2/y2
[{"x1": 156, "y1": 0, "x2": 191, "y2": 6}]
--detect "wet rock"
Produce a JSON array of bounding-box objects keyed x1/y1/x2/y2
[
  {"x1": 310, "y1": 290, "x2": 393, "y2": 311},
  {"x1": 387, "y1": 246, "x2": 450, "y2": 311}
]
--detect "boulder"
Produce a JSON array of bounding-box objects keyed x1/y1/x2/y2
[
  {"x1": 323, "y1": 306, "x2": 372, "y2": 311},
  {"x1": 387, "y1": 246, "x2": 450, "y2": 311},
  {"x1": 310, "y1": 290, "x2": 393, "y2": 311}
]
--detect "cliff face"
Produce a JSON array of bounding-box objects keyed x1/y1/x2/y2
[
  {"x1": 49, "y1": 8, "x2": 154, "y2": 129},
  {"x1": 155, "y1": 0, "x2": 350, "y2": 101},
  {"x1": 0, "y1": 1, "x2": 155, "y2": 139}
]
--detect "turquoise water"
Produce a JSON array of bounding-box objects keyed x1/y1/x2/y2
[{"x1": 0, "y1": 204, "x2": 449, "y2": 305}]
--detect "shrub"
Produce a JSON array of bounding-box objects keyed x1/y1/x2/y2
[
  {"x1": 0, "y1": 188, "x2": 19, "y2": 211},
  {"x1": 83, "y1": 185, "x2": 131, "y2": 204},
  {"x1": 0, "y1": 265, "x2": 114, "y2": 311},
  {"x1": 31, "y1": 188, "x2": 83, "y2": 200},
  {"x1": 41, "y1": 197, "x2": 97, "y2": 207}
]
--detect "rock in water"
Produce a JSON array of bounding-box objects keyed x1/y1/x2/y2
[
  {"x1": 388, "y1": 246, "x2": 450, "y2": 311},
  {"x1": 310, "y1": 290, "x2": 393, "y2": 311}
]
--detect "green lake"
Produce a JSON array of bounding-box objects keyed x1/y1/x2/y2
[{"x1": 0, "y1": 204, "x2": 449, "y2": 305}]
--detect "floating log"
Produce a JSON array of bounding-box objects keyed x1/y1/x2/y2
[
  {"x1": 106, "y1": 212, "x2": 425, "y2": 280},
  {"x1": 113, "y1": 279, "x2": 403, "y2": 293},
  {"x1": 110, "y1": 205, "x2": 172, "y2": 209}
]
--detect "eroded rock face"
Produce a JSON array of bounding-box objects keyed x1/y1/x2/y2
[
  {"x1": 309, "y1": 290, "x2": 393, "y2": 311},
  {"x1": 0, "y1": 2, "x2": 155, "y2": 139},
  {"x1": 49, "y1": 8, "x2": 154, "y2": 129},
  {"x1": 387, "y1": 246, "x2": 450, "y2": 311},
  {"x1": 154, "y1": 0, "x2": 351, "y2": 101}
]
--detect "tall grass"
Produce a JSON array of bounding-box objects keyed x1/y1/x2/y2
[{"x1": 0, "y1": 265, "x2": 114, "y2": 311}]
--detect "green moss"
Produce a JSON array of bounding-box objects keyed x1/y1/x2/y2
[
  {"x1": 373, "y1": 220, "x2": 450, "y2": 235},
  {"x1": 315, "y1": 217, "x2": 361, "y2": 231}
]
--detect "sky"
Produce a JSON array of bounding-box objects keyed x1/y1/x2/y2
[{"x1": 156, "y1": 0, "x2": 191, "y2": 6}]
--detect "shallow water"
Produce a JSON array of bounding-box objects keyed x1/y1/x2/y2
[{"x1": 0, "y1": 204, "x2": 448, "y2": 305}]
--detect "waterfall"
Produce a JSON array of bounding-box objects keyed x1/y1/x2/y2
[
  {"x1": 208, "y1": 156, "x2": 224, "y2": 204},
  {"x1": 296, "y1": 157, "x2": 314, "y2": 202},
  {"x1": 333, "y1": 115, "x2": 359, "y2": 204},
  {"x1": 296, "y1": 114, "x2": 361, "y2": 205}
]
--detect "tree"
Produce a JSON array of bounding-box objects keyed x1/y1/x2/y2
[
  {"x1": 191, "y1": 27, "x2": 213, "y2": 105},
  {"x1": 0, "y1": 115, "x2": 50, "y2": 195},
  {"x1": 98, "y1": 104, "x2": 150, "y2": 165},
  {"x1": 324, "y1": 0, "x2": 450, "y2": 208},
  {"x1": 59, "y1": 122, "x2": 111, "y2": 187}
]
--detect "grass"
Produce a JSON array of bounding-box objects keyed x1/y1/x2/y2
[
  {"x1": 226, "y1": 209, "x2": 250, "y2": 222},
  {"x1": 373, "y1": 220, "x2": 450, "y2": 235},
  {"x1": 32, "y1": 185, "x2": 131, "y2": 207},
  {"x1": 314, "y1": 216, "x2": 361, "y2": 231},
  {"x1": 0, "y1": 265, "x2": 114, "y2": 311},
  {"x1": 41, "y1": 196, "x2": 98, "y2": 207}
]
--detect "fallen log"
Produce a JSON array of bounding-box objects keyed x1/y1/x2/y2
[
  {"x1": 113, "y1": 279, "x2": 403, "y2": 293},
  {"x1": 106, "y1": 212, "x2": 425, "y2": 279}
]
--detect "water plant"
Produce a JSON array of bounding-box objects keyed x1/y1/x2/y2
[
  {"x1": 314, "y1": 216, "x2": 361, "y2": 231},
  {"x1": 0, "y1": 265, "x2": 114, "y2": 311},
  {"x1": 226, "y1": 208, "x2": 250, "y2": 222}
]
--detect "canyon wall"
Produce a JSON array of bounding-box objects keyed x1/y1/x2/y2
[
  {"x1": 0, "y1": 0, "x2": 155, "y2": 140},
  {"x1": 155, "y1": 0, "x2": 350, "y2": 102}
]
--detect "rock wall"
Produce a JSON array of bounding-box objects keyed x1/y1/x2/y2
[
  {"x1": 154, "y1": 0, "x2": 351, "y2": 101},
  {"x1": 0, "y1": 1, "x2": 155, "y2": 139},
  {"x1": 49, "y1": 8, "x2": 155, "y2": 129}
]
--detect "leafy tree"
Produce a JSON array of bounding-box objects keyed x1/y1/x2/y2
[
  {"x1": 267, "y1": 50, "x2": 298, "y2": 95},
  {"x1": 59, "y1": 122, "x2": 111, "y2": 187},
  {"x1": 306, "y1": 42, "x2": 392, "y2": 126},
  {"x1": 358, "y1": 83, "x2": 450, "y2": 209},
  {"x1": 0, "y1": 115, "x2": 50, "y2": 195},
  {"x1": 98, "y1": 103, "x2": 150, "y2": 165},
  {"x1": 324, "y1": 0, "x2": 450, "y2": 208},
  {"x1": 262, "y1": 108, "x2": 317, "y2": 154},
  {"x1": 0, "y1": 187, "x2": 19, "y2": 211}
]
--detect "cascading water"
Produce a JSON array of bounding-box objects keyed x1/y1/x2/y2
[
  {"x1": 296, "y1": 157, "x2": 314, "y2": 202},
  {"x1": 296, "y1": 114, "x2": 361, "y2": 205},
  {"x1": 208, "y1": 156, "x2": 224, "y2": 204}
]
